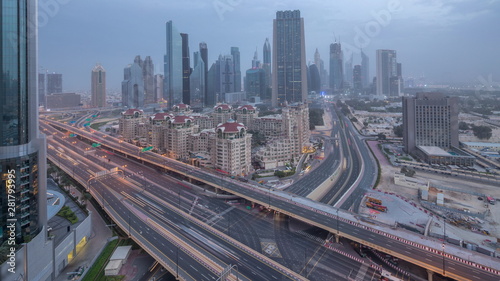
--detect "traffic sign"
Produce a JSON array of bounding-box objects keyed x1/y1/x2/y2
[
  {"x1": 92, "y1": 143, "x2": 101, "y2": 147},
  {"x1": 141, "y1": 146, "x2": 154, "y2": 152}
]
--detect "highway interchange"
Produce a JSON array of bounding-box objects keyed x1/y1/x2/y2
[
  {"x1": 43, "y1": 120, "x2": 380, "y2": 280},
  {"x1": 41, "y1": 103, "x2": 500, "y2": 281}
]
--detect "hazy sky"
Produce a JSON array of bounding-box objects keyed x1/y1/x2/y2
[{"x1": 38, "y1": 0, "x2": 500, "y2": 92}]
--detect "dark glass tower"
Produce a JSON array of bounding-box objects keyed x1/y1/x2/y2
[
  {"x1": 164, "y1": 20, "x2": 183, "y2": 107},
  {"x1": 329, "y1": 42, "x2": 343, "y2": 92},
  {"x1": 361, "y1": 49, "x2": 369, "y2": 88},
  {"x1": 181, "y1": 33, "x2": 191, "y2": 105},
  {"x1": 199, "y1": 42, "x2": 209, "y2": 106},
  {"x1": 230, "y1": 47, "x2": 241, "y2": 92},
  {"x1": 272, "y1": 10, "x2": 308, "y2": 107},
  {"x1": 0, "y1": 0, "x2": 47, "y2": 244}
]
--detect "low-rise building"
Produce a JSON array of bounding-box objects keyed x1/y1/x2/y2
[
  {"x1": 254, "y1": 139, "x2": 294, "y2": 169},
  {"x1": 253, "y1": 114, "x2": 283, "y2": 139}
]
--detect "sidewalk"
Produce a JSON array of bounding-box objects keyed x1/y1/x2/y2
[{"x1": 54, "y1": 202, "x2": 113, "y2": 281}]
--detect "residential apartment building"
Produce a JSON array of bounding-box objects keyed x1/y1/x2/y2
[
  {"x1": 213, "y1": 120, "x2": 252, "y2": 176},
  {"x1": 118, "y1": 109, "x2": 145, "y2": 140},
  {"x1": 235, "y1": 105, "x2": 258, "y2": 130}
]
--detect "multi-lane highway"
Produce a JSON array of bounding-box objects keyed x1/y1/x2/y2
[
  {"x1": 44, "y1": 122, "x2": 381, "y2": 281},
  {"x1": 42, "y1": 115, "x2": 500, "y2": 281}
]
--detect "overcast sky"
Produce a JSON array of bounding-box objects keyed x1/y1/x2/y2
[{"x1": 38, "y1": 0, "x2": 500, "y2": 92}]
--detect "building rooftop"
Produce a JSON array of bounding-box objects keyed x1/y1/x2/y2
[
  {"x1": 217, "y1": 119, "x2": 246, "y2": 133},
  {"x1": 122, "y1": 108, "x2": 143, "y2": 116},
  {"x1": 418, "y1": 146, "x2": 452, "y2": 157},
  {"x1": 463, "y1": 142, "x2": 500, "y2": 148}
]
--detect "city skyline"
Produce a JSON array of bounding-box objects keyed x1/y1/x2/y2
[{"x1": 38, "y1": 0, "x2": 500, "y2": 92}]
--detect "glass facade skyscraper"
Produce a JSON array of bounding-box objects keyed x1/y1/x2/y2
[
  {"x1": 1, "y1": 0, "x2": 47, "y2": 245},
  {"x1": 91, "y1": 64, "x2": 106, "y2": 107},
  {"x1": 272, "y1": 10, "x2": 308, "y2": 107},
  {"x1": 164, "y1": 20, "x2": 183, "y2": 107},
  {"x1": 329, "y1": 42, "x2": 343, "y2": 92},
  {"x1": 376, "y1": 49, "x2": 398, "y2": 96}
]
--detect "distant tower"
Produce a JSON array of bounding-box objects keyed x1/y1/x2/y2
[
  {"x1": 181, "y1": 33, "x2": 191, "y2": 104},
  {"x1": 344, "y1": 53, "x2": 353, "y2": 88},
  {"x1": 218, "y1": 55, "x2": 235, "y2": 99},
  {"x1": 376, "y1": 49, "x2": 399, "y2": 97},
  {"x1": 308, "y1": 64, "x2": 321, "y2": 93},
  {"x1": 143, "y1": 56, "x2": 155, "y2": 104},
  {"x1": 91, "y1": 64, "x2": 106, "y2": 107},
  {"x1": 122, "y1": 62, "x2": 144, "y2": 108},
  {"x1": 47, "y1": 73, "x2": 63, "y2": 94},
  {"x1": 361, "y1": 49, "x2": 369, "y2": 88},
  {"x1": 199, "y1": 42, "x2": 209, "y2": 106},
  {"x1": 252, "y1": 48, "x2": 260, "y2": 69},
  {"x1": 263, "y1": 38, "x2": 271, "y2": 65},
  {"x1": 329, "y1": 41, "x2": 343, "y2": 92},
  {"x1": 314, "y1": 48, "x2": 328, "y2": 90},
  {"x1": 272, "y1": 10, "x2": 308, "y2": 107},
  {"x1": 231, "y1": 47, "x2": 241, "y2": 92},
  {"x1": 164, "y1": 20, "x2": 183, "y2": 107},
  {"x1": 262, "y1": 38, "x2": 272, "y2": 99},
  {"x1": 353, "y1": 65, "x2": 362, "y2": 91},
  {"x1": 190, "y1": 51, "x2": 205, "y2": 109}
]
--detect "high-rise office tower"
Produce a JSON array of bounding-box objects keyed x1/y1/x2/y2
[
  {"x1": 344, "y1": 53, "x2": 353, "y2": 88},
  {"x1": 1, "y1": 0, "x2": 47, "y2": 257},
  {"x1": 199, "y1": 42, "x2": 209, "y2": 106},
  {"x1": 308, "y1": 64, "x2": 321, "y2": 93},
  {"x1": 245, "y1": 68, "x2": 265, "y2": 98},
  {"x1": 218, "y1": 55, "x2": 235, "y2": 98},
  {"x1": 314, "y1": 48, "x2": 328, "y2": 90},
  {"x1": 402, "y1": 92, "x2": 459, "y2": 154},
  {"x1": 143, "y1": 56, "x2": 155, "y2": 104},
  {"x1": 231, "y1": 47, "x2": 241, "y2": 92},
  {"x1": 164, "y1": 20, "x2": 183, "y2": 107},
  {"x1": 262, "y1": 38, "x2": 272, "y2": 100},
  {"x1": 122, "y1": 62, "x2": 144, "y2": 108},
  {"x1": 91, "y1": 64, "x2": 106, "y2": 107},
  {"x1": 207, "y1": 63, "x2": 218, "y2": 106},
  {"x1": 263, "y1": 38, "x2": 271, "y2": 65},
  {"x1": 190, "y1": 51, "x2": 205, "y2": 109},
  {"x1": 38, "y1": 73, "x2": 46, "y2": 106},
  {"x1": 272, "y1": 10, "x2": 308, "y2": 107},
  {"x1": 47, "y1": 73, "x2": 63, "y2": 94},
  {"x1": 361, "y1": 49, "x2": 369, "y2": 88},
  {"x1": 181, "y1": 33, "x2": 191, "y2": 104},
  {"x1": 329, "y1": 41, "x2": 343, "y2": 92},
  {"x1": 154, "y1": 74, "x2": 164, "y2": 102},
  {"x1": 376, "y1": 49, "x2": 399, "y2": 97},
  {"x1": 353, "y1": 65, "x2": 362, "y2": 91},
  {"x1": 251, "y1": 49, "x2": 260, "y2": 69}
]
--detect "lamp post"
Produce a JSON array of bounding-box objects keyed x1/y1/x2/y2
[
  {"x1": 442, "y1": 220, "x2": 446, "y2": 276},
  {"x1": 336, "y1": 208, "x2": 340, "y2": 241}
]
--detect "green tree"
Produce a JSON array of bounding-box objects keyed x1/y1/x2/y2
[
  {"x1": 393, "y1": 124, "x2": 403, "y2": 137},
  {"x1": 458, "y1": 122, "x2": 470, "y2": 130},
  {"x1": 472, "y1": 125, "x2": 492, "y2": 140},
  {"x1": 400, "y1": 167, "x2": 416, "y2": 177},
  {"x1": 377, "y1": 133, "x2": 386, "y2": 140}
]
